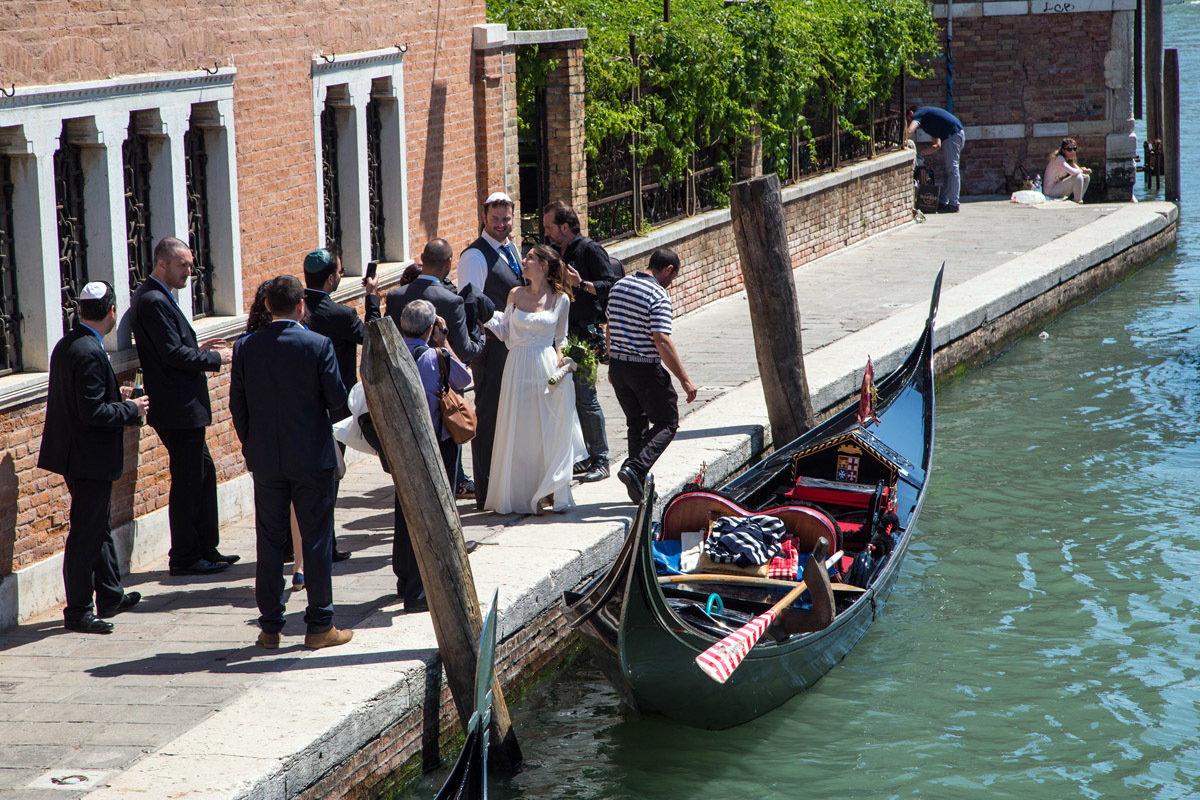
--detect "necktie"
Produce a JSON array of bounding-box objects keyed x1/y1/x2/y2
[{"x1": 499, "y1": 243, "x2": 521, "y2": 278}]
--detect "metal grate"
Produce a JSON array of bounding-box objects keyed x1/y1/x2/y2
[
  {"x1": 123, "y1": 130, "x2": 153, "y2": 293},
  {"x1": 0, "y1": 155, "x2": 21, "y2": 374},
  {"x1": 55, "y1": 138, "x2": 89, "y2": 335},
  {"x1": 185, "y1": 122, "x2": 214, "y2": 318},
  {"x1": 366, "y1": 98, "x2": 386, "y2": 262},
  {"x1": 321, "y1": 103, "x2": 342, "y2": 254}
]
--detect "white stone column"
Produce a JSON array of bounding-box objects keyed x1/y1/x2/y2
[
  {"x1": 7, "y1": 123, "x2": 62, "y2": 371},
  {"x1": 145, "y1": 106, "x2": 193, "y2": 317},
  {"x1": 198, "y1": 98, "x2": 244, "y2": 317},
  {"x1": 377, "y1": 75, "x2": 409, "y2": 264},
  {"x1": 338, "y1": 78, "x2": 372, "y2": 276},
  {"x1": 76, "y1": 114, "x2": 133, "y2": 351}
]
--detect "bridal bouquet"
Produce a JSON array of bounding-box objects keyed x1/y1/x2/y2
[{"x1": 562, "y1": 333, "x2": 601, "y2": 388}]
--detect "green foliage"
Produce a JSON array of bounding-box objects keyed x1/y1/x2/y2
[{"x1": 490, "y1": 0, "x2": 939, "y2": 182}]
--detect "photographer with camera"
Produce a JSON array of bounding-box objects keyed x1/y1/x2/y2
[{"x1": 542, "y1": 200, "x2": 624, "y2": 483}]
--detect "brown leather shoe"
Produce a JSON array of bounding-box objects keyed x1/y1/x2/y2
[
  {"x1": 257, "y1": 631, "x2": 281, "y2": 649},
  {"x1": 304, "y1": 626, "x2": 353, "y2": 649}
]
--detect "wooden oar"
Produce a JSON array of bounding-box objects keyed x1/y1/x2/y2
[{"x1": 694, "y1": 551, "x2": 842, "y2": 685}]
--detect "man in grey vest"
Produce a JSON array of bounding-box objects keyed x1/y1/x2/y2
[{"x1": 458, "y1": 191, "x2": 525, "y2": 510}]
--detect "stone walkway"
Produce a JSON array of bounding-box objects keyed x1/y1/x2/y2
[{"x1": 0, "y1": 198, "x2": 1170, "y2": 799}]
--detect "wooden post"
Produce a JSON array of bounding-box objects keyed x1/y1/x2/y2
[
  {"x1": 1164, "y1": 48, "x2": 1181, "y2": 202},
  {"x1": 1145, "y1": 0, "x2": 1163, "y2": 145},
  {"x1": 730, "y1": 174, "x2": 816, "y2": 446},
  {"x1": 360, "y1": 318, "x2": 522, "y2": 771},
  {"x1": 1134, "y1": 0, "x2": 1143, "y2": 120}
]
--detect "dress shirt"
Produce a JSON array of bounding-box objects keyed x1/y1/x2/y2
[{"x1": 458, "y1": 230, "x2": 521, "y2": 293}]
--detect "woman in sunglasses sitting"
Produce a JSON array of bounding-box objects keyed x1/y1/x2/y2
[{"x1": 1043, "y1": 138, "x2": 1092, "y2": 203}]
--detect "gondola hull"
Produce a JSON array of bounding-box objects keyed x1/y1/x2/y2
[{"x1": 564, "y1": 269, "x2": 940, "y2": 729}]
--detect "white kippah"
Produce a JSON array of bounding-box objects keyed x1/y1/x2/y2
[
  {"x1": 80, "y1": 282, "x2": 109, "y2": 301},
  {"x1": 484, "y1": 191, "x2": 512, "y2": 205}
]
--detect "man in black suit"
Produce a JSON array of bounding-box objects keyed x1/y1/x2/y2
[
  {"x1": 302, "y1": 248, "x2": 381, "y2": 421},
  {"x1": 384, "y1": 238, "x2": 484, "y2": 366},
  {"x1": 456, "y1": 191, "x2": 526, "y2": 509},
  {"x1": 38, "y1": 282, "x2": 150, "y2": 634},
  {"x1": 130, "y1": 237, "x2": 234, "y2": 576},
  {"x1": 231, "y1": 275, "x2": 352, "y2": 650},
  {"x1": 302, "y1": 247, "x2": 381, "y2": 562}
]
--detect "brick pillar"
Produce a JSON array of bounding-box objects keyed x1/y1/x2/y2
[
  {"x1": 737, "y1": 121, "x2": 763, "y2": 182},
  {"x1": 472, "y1": 25, "x2": 515, "y2": 217},
  {"x1": 542, "y1": 41, "x2": 588, "y2": 236}
]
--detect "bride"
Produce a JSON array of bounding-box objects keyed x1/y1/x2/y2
[{"x1": 484, "y1": 244, "x2": 586, "y2": 514}]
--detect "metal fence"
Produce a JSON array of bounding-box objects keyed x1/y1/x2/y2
[{"x1": 588, "y1": 81, "x2": 905, "y2": 244}]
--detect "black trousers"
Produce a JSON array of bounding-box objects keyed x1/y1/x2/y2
[
  {"x1": 253, "y1": 469, "x2": 337, "y2": 634},
  {"x1": 470, "y1": 338, "x2": 508, "y2": 507},
  {"x1": 609, "y1": 358, "x2": 680, "y2": 479},
  {"x1": 63, "y1": 476, "x2": 124, "y2": 621},
  {"x1": 393, "y1": 435, "x2": 458, "y2": 603},
  {"x1": 154, "y1": 426, "x2": 220, "y2": 567}
]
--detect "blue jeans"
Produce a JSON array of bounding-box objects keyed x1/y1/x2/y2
[
  {"x1": 941, "y1": 130, "x2": 965, "y2": 207},
  {"x1": 573, "y1": 373, "x2": 608, "y2": 461}
]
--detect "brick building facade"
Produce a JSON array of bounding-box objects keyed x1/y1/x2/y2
[{"x1": 906, "y1": 0, "x2": 1137, "y2": 200}]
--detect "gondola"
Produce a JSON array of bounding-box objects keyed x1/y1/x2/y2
[
  {"x1": 434, "y1": 590, "x2": 500, "y2": 800},
  {"x1": 562, "y1": 268, "x2": 942, "y2": 730}
]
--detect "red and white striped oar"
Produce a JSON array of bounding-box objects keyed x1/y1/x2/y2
[{"x1": 695, "y1": 551, "x2": 842, "y2": 684}]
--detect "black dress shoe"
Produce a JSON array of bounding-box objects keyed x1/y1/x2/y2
[
  {"x1": 617, "y1": 465, "x2": 644, "y2": 503},
  {"x1": 97, "y1": 592, "x2": 141, "y2": 619},
  {"x1": 464, "y1": 540, "x2": 479, "y2": 555},
  {"x1": 405, "y1": 592, "x2": 429, "y2": 613},
  {"x1": 65, "y1": 614, "x2": 114, "y2": 634},
  {"x1": 168, "y1": 559, "x2": 230, "y2": 576},
  {"x1": 332, "y1": 549, "x2": 351, "y2": 563},
  {"x1": 209, "y1": 552, "x2": 241, "y2": 565}
]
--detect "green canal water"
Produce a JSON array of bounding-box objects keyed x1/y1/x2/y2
[{"x1": 412, "y1": 7, "x2": 1200, "y2": 799}]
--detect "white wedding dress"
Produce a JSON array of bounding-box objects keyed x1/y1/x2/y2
[{"x1": 484, "y1": 293, "x2": 586, "y2": 514}]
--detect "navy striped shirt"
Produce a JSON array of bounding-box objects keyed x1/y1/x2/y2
[{"x1": 606, "y1": 272, "x2": 673, "y2": 362}]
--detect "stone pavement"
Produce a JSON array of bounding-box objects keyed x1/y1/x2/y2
[{"x1": 0, "y1": 198, "x2": 1176, "y2": 799}]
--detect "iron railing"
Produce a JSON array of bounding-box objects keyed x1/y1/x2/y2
[
  {"x1": 123, "y1": 130, "x2": 153, "y2": 293},
  {"x1": 321, "y1": 103, "x2": 342, "y2": 254},
  {"x1": 185, "y1": 122, "x2": 215, "y2": 319},
  {"x1": 0, "y1": 154, "x2": 20, "y2": 374},
  {"x1": 366, "y1": 98, "x2": 386, "y2": 262},
  {"x1": 55, "y1": 138, "x2": 89, "y2": 335}
]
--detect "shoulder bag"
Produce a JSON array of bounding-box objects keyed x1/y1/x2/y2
[{"x1": 436, "y1": 348, "x2": 477, "y2": 444}]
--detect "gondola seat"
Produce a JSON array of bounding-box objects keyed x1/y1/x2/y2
[{"x1": 659, "y1": 490, "x2": 838, "y2": 556}]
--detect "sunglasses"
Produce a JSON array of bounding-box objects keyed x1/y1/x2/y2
[{"x1": 1064, "y1": 146, "x2": 1077, "y2": 151}]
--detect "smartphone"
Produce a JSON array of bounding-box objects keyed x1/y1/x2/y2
[{"x1": 365, "y1": 260, "x2": 378, "y2": 280}]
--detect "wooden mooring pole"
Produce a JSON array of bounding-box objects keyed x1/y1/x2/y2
[
  {"x1": 1164, "y1": 48, "x2": 1181, "y2": 202},
  {"x1": 360, "y1": 318, "x2": 522, "y2": 772},
  {"x1": 1145, "y1": 0, "x2": 1163, "y2": 145},
  {"x1": 730, "y1": 173, "x2": 816, "y2": 446}
]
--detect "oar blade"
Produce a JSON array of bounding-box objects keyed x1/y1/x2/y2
[{"x1": 694, "y1": 607, "x2": 779, "y2": 684}]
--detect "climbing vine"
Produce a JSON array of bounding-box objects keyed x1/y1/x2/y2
[{"x1": 490, "y1": 0, "x2": 939, "y2": 179}]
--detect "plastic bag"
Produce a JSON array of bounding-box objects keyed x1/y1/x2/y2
[{"x1": 1011, "y1": 189, "x2": 1047, "y2": 205}]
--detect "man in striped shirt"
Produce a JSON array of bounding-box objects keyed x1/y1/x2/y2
[{"x1": 606, "y1": 248, "x2": 698, "y2": 503}]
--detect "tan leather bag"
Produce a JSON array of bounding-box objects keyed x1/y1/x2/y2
[{"x1": 436, "y1": 348, "x2": 476, "y2": 445}]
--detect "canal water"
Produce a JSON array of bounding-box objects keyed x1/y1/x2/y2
[{"x1": 412, "y1": 6, "x2": 1200, "y2": 798}]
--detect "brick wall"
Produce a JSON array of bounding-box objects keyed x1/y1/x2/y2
[
  {"x1": 612, "y1": 153, "x2": 915, "y2": 317},
  {"x1": 0, "y1": 0, "x2": 494, "y2": 578},
  {"x1": 906, "y1": 9, "x2": 1131, "y2": 198}
]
